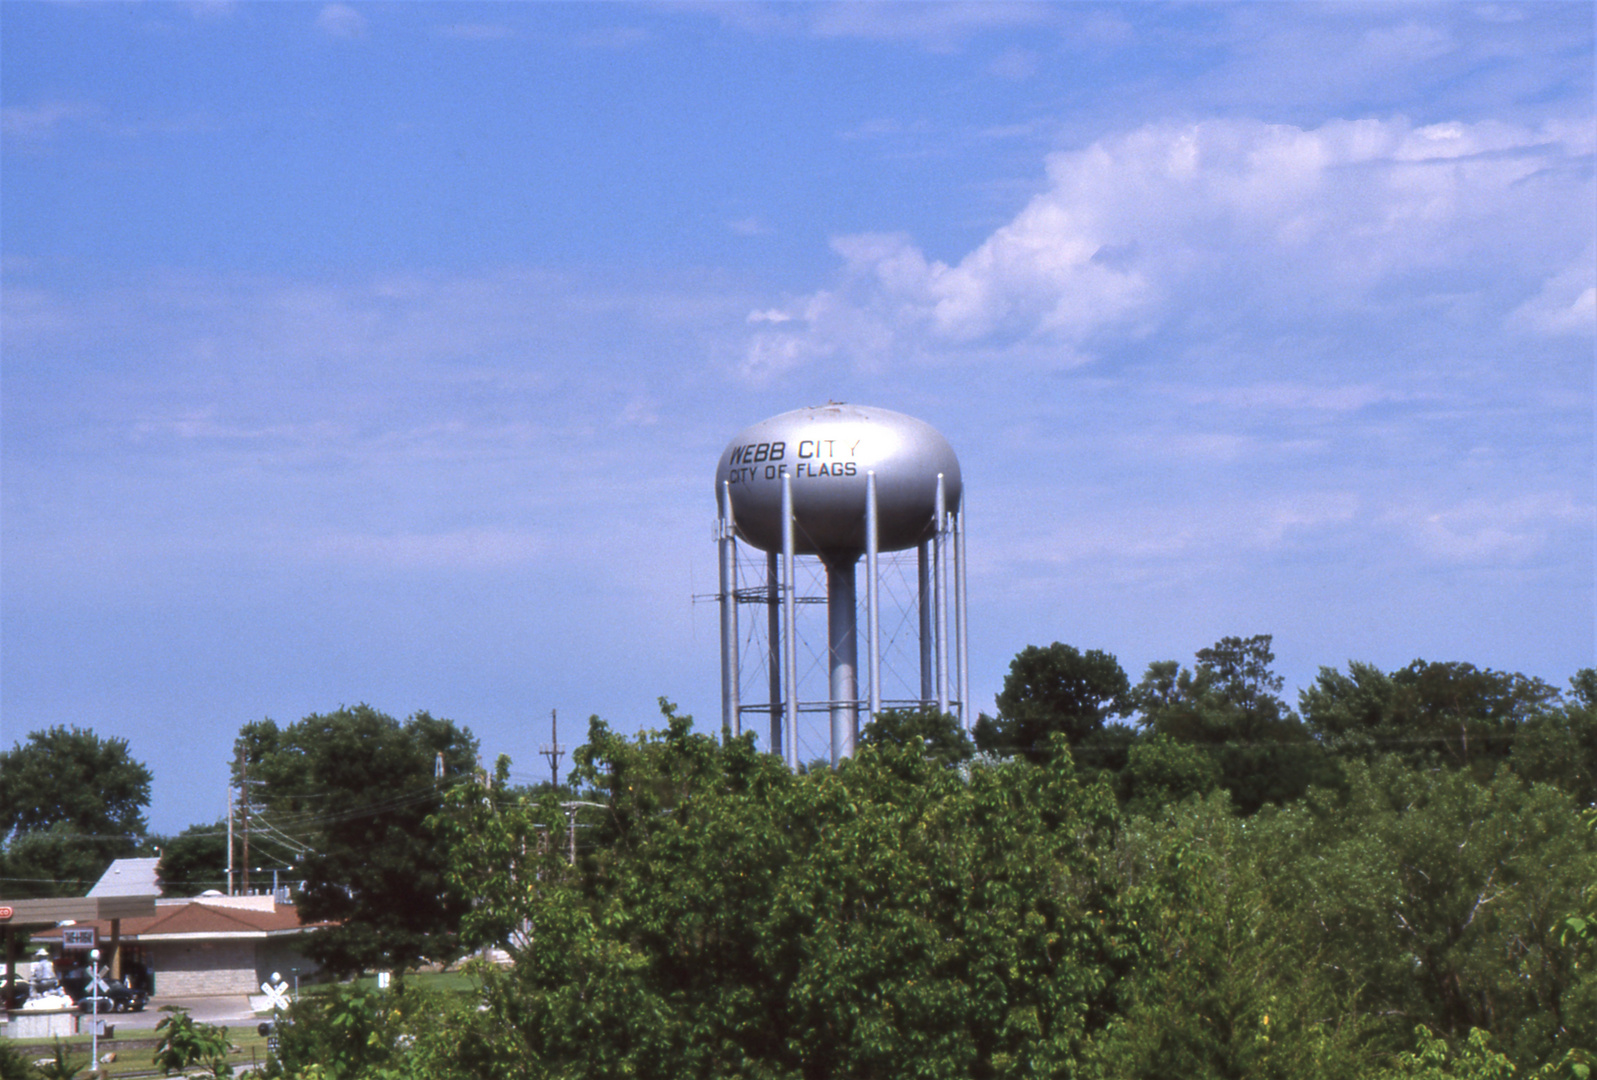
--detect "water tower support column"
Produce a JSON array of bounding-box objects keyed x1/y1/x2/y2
[
  {"x1": 781, "y1": 473, "x2": 799, "y2": 770},
  {"x1": 918, "y1": 542, "x2": 932, "y2": 704},
  {"x1": 956, "y1": 504, "x2": 970, "y2": 728},
  {"x1": 865, "y1": 471, "x2": 881, "y2": 719},
  {"x1": 767, "y1": 552, "x2": 781, "y2": 756},
  {"x1": 935, "y1": 473, "x2": 949, "y2": 715},
  {"x1": 718, "y1": 480, "x2": 740, "y2": 739}
]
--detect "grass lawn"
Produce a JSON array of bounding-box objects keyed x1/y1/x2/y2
[
  {"x1": 4, "y1": 1028, "x2": 274, "y2": 1077},
  {"x1": 4, "y1": 971, "x2": 484, "y2": 1075},
  {"x1": 295, "y1": 967, "x2": 480, "y2": 1000}
]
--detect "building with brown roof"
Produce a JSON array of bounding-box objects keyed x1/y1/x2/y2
[{"x1": 32, "y1": 894, "x2": 333, "y2": 997}]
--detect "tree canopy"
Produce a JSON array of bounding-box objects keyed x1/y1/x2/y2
[
  {"x1": 1128, "y1": 635, "x2": 1333, "y2": 814},
  {"x1": 0, "y1": 725, "x2": 152, "y2": 840},
  {"x1": 148, "y1": 821, "x2": 231, "y2": 897},
  {"x1": 237, "y1": 647, "x2": 1597, "y2": 1080},
  {"x1": 1302, "y1": 659, "x2": 1565, "y2": 770},
  {"x1": 235, "y1": 705, "x2": 478, "y2": 976},
  {"x1": 412, "y1": 700, "x2": 1594, "y2": 1080},
  {"x1": 438, "y1": 704, "x2": 1138, "y2": 1080},
  {"x1": 0, "y1": 725, "x2": 152, "y2": 897},
  {"x1": 974, "y1": 642, "x2": 1132, "y2": 761}
]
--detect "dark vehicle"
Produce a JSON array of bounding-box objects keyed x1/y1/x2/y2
[
  {"x1": 60, "y1": 966, "x2": 148, "y2": 1013},
  {"x1": 0, "y1": 976, "x2": 29, "y2": 1008}
]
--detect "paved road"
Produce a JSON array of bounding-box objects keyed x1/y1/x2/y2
[{"x1": 97, "y1": 995, "x2": 260, "y2": 1031}]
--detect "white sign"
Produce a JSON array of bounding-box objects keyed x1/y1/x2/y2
[
  {"x1": 261, "y1": 977, "x2": 290, "y2": 1011},
  {"x1": 61, "y1": 928, "x2": 95, "y2": 948},
  {"x1": 89, "y1": 966, "x2": 110, "y2": 996}
]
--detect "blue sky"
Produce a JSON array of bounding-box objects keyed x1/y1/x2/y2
[{"x1": 3, "y1": 2, "x2": 1592, "y2": 836}]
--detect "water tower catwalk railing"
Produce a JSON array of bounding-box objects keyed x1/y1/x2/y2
[{"x1": 716, "y1": 470, "x2": 969, "y2": 769}]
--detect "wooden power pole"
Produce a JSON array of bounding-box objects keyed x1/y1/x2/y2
[{"x1": 539, "y1": 709, "x2": 565, "y2": 790}]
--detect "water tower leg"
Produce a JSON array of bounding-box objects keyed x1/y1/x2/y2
[
  {"x1": 866, "y1": 471, "x2": 881, "y2": 720},
  {"x1": 935, "y1": 473, "x2": 949, "y2": 716},
  {"x1": 718, "y1": 483, "x2": 739, "y2": 741},
  {"x1": 918, "y1": 541, "x2": 933, "y2": 706},
  {"x1": 825, "y1": 555, "x2": 859, "y2": 766},
  {"x1": 956, "y1": 505, "x2": 970, "y2": 729},
  {"x1": 767, "y1": 551, "x2": 782, "y2": 757},
  {"x1": 782, "y1": 472, "x2": 798, "y2": 770}
]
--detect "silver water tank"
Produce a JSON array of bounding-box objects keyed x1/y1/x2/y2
[{"x1": 714, "y1": 403, "x2": 962, "y2": 555}]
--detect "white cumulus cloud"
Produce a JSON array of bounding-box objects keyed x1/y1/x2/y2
[{"x1": 745, "y1": 115, "x2": 1595, "y2": 374}]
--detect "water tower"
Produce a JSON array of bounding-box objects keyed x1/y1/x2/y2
[{"x1": 714, "y1": 403, "x2": 968, "y2": 767}]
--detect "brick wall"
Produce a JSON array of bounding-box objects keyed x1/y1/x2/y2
[{"x1": 147, "y1": 939, "x2": 258, "y2": 996}]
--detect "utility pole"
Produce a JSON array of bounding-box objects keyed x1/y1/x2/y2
[
  {"x1": 227, "y1": 785, "x2": 235, "y2": 896},
  {"x1": 539, "y1": 709, "x2": 565, "y2": 791},
  {"x1": 240, "y1": 752, "x2": 251, "y2": 895}
]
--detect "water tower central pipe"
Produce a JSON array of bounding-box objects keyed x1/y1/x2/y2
[{"x1": 824, "y1": 553, "x2": 859, "y2": 762}]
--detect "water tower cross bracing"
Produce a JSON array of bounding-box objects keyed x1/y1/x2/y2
[{"x1": 714, "y1": 403, "x2": 969, "y2": 767}]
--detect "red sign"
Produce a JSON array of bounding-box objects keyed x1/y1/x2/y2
[{"x1": 0, "y1": 907, "x2": 12, "y2": 921}]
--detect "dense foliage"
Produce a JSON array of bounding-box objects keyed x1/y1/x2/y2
[
  {"x1": 147, "y1": 819, "x2": 232, "y2": 897},
  {"x1": 152, "y1": 1006, "x2": 234, "y2": 1077},
  {"x1": 0, "y1": 725, "x2": 153, "y2": 897},
  {"x1": 8, "y1": 640, "x2": 1593, "y2": 1080},
  {"x1": 390, "y1": 667, "x2": 1595, "y2": 1080},
  {"x1": 234, "y1": 705, "x2": 479, "y2": 976}
]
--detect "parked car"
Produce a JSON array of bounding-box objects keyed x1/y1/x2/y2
[{"x1": 59, "y1": 967, "x2": 148, "y2": 1013}]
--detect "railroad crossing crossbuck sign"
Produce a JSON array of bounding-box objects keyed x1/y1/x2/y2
[
  {"x1": 261, "y1": 974, "x2": 290, "y2": 1011},
  {"x1": 89, "y1": 966, "x2": 110, "y2": 997}
]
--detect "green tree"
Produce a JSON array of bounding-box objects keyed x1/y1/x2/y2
[
  {"x1": 235, "y1": 705, "x2": 479, "y2": 977},
  {"x1": 0, "y1": 726, "x2": 152, "y2": 897},
  {"x1": 1118, "y1": 733, "x2": 1220, "y2": 815},
  {"x1": 153, "y1": 1007, "x2": 233, "y2": 1077},
  {"x1": 149, "y1": 821, "x2": 231, "y2": 897},
  {"x1": 974, "y1": 642, "x2": 1132, "y2": 761},
  {"x1": 438, "y1": 709, "x2": 1143, "y2": 1080},
  {"x1": 860, "y1": 707, "x2": 973, "y2": 769},
  {"x1": 1089, "y1": 792, "x2": 1371, "y2": 1080},
  {"x1": 0, "y1": 823, "x2": 121, "y2": 898},
  {"x1": 1301, "y1": 659, "x2": 1562, "y2": 772},
  {"x1": 1268, "y1": 760, "x2": 1596, "y2": 1068},
  {"x1": 1510, "y1": 669, "x2": 1597, "y2": 806},
  {"x1": 1133, "y1": 635, "x2": 1332, "y2": 814}
]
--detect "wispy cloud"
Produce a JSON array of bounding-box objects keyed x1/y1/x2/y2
[
  {"x1": 574, "y1": 25, "x2": 651, "y2": 50},
  {"x1": 182, "y1": 1, "x2": 238, "y2": 20},
  {"x1": 1, "y1": 101, "x2": 95, "y2": 140},
  {"x1": 809, "y1": 2, "x2": 1055, "y2": 53},
  {"x1": 436, "y1": 22, "x2": 515, "y2": 42},
  {"x1": 675, "y1": 0, "x2": 1054, "y2": 52},
  {"x1": 1510, "y1": 246, "x2": 1597, "y2": 337},
  {"x1": 316, "y1": 3, "x2": 367, "y2": 39},
  {"x1": 728, "y1": 217, "x2": 771, "y2": 237},
  {"x1": 1389, "y1": 493, "x2": 1590, "y2": 565}
]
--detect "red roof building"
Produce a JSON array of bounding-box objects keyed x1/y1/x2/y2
[{"x1": 33, "y1": 896, "x2": 334, "y2": 997}]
